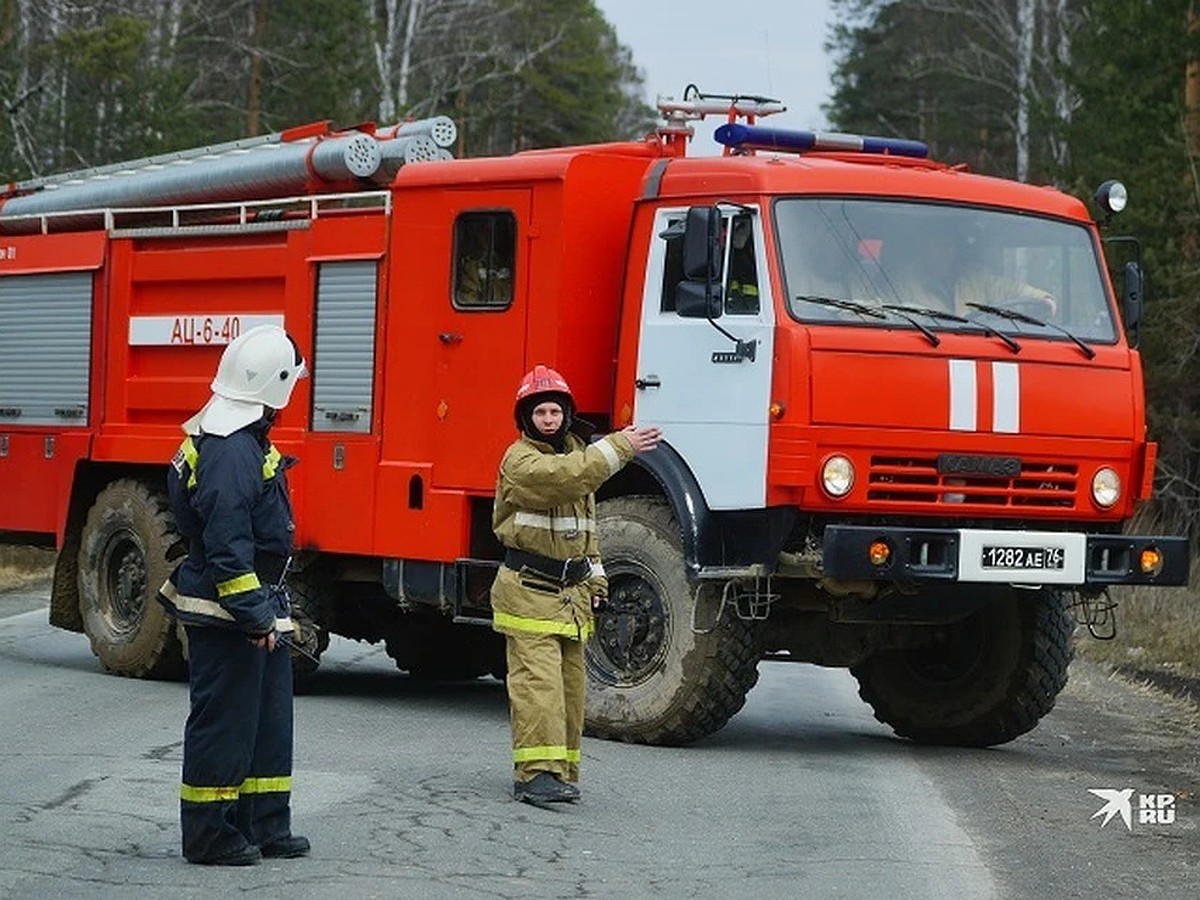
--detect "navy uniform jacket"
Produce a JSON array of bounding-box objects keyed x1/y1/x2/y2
[{"x1": 158, "y1": 421, "x2": 296, "y2": 636}]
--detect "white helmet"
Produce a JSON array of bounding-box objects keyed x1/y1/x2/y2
[{"x1": 182, "y1": 325, "x2": 307, "y2": 436}]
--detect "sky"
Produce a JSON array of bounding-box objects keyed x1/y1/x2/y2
[{"x1": 594, "y1": 0, "x2": 836, "y2": 154}]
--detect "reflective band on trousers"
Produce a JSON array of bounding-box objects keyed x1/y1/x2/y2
[
  {"x1": 512, "y1": 746, "x2": 582, "y2": 763},
  {"x1": 180, "y1": 775, "x2": 291, "y2": 802},
  {"x1": 493, "y1": 610, "x2": 593, "y2": 640}
]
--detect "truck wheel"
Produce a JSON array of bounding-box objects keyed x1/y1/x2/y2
[
  {"x1": 77, "y1": 479, "x2": 186, "y2": 679},
  {"x1": 585, "y1": 497, "x2": 761, "y2": 746},
  {"x1": 851, "y1": 587, "x2": 1073, "y2": 746},
  {"x1": 286, "y1": 569, "x2": 332, "y2": 692}
]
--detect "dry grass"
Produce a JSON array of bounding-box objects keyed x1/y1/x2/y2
[
  {"x1": 1074, "y1": 557, "x2": 1200, "y2": 683},
  {"x1": 0, "y1": 546, "x2": 57, "y2": 592}
]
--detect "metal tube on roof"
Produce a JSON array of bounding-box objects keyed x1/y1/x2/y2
[
  {"x1": 0, "y1": 132, "x2": 384, "y2": 233},
  {"x1": 390, "y1": 116, "x2": 457, "y2": 148},
  {"x1": 376, "y1": 134, "x2": 442, "y2": 179}
]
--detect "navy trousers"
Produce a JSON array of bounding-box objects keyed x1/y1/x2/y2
[{"x1": 180, "y1": 625, "x2": 294, "y2": 862}]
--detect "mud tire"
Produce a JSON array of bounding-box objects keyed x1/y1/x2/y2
[
  {"x1": 77, "y1": 479, "x2": 186, "y2": 679},
  {"x1": 286, "y1": 569, "x2": 333, "y2": 692},
  {"x1": 851, "y1": 588, "x2": 1073, "y2": 746},
  {"x1": 585, "y1": 497, "x2": 760, "y2": 746}
]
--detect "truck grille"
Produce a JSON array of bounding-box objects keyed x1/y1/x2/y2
[{"x1": 867, "y1": 456, "x2": 1077, "y2": 508}]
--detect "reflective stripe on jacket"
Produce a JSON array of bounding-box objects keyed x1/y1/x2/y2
[{"x1": 490, "y1": 431, "x2": 634, "y2": 640}]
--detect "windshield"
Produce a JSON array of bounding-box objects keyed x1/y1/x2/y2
[{"x1": 774, "y1": 198, "x2": 1118, "y2": 343}]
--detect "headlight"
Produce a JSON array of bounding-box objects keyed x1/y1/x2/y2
[
  {"x1": 1092, "y1": 467, "x2": 1121, "y2": 508},
  {"x1": 821, "y1": 455, "x2": 855, "y2": 498},
  {"x1": 1094, "y1": 179, "x2": 1127, "y2": 216}
]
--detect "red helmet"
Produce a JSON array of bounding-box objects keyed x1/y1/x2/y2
[
  {"x1": 515, "y1": 365, "x2": 573, "y2": 404},
  {"x1": 513, "y1": 365, "x2": 574, "y2": 439}
]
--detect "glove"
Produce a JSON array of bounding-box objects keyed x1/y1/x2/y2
[{"x1": 591, "y1": 593, "x2": 609, "y2": 614}]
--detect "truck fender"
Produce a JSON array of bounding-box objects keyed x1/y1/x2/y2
[
  {"x1": 598, "y1": 440, "x2": 798, "y2": 577},
  {"x1": 598, "y1": 440, "x2": 720, "y2": 577}
]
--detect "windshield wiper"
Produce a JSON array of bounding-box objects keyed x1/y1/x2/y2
[
  {"x1": 796, "y1": 294, "x2": 887, "y2": 320},
  {"x1": 798, "y1": 296, "x2": 943, "y2": 348},
  {"x1": 875, "y1": 304, "x2": 939, "y2": 346},
  {"x1": 884, "y1": 304, "x2": 1021, "y2": 353},
  {"x1": 964, "y1": 302, "x2": 1095, "y2": 359}
]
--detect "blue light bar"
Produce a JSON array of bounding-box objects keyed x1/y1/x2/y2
[{"x1": 714, "y1": 123, "x2": 928, "y2": 159}]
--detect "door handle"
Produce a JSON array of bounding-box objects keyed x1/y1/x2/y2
[
  {"x1": 438, "y1": 332, "x2": 463, "y2": 345},
  {"x1": 635, "y1": 375, "x2": 662, "y2": 390}
]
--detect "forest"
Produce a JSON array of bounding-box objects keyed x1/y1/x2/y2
[
  {"x1": 2, "y1": 0, "x2": 1199, "y2": 536},
  {"x1": 0, "y1": 0, "x2": 654, "y2": 168}
]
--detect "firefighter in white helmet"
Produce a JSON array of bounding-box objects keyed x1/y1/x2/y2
[
  {"x1": 491, "y1": 364, "x2": 662, "y2": 805},
  {"x1": 157, "y1": 324, "x2": 310, "y2": 865}
]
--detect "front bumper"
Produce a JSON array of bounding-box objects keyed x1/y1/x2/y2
[{"x1": 822, "y1": 524, "x2": 1190, "y2": 587}]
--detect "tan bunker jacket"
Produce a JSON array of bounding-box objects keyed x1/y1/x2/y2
[{"x1": 490, "y1": 431, "x2": 636, "y2": 639}]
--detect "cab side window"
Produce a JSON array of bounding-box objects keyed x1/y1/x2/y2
[
  {"x1": 658, "y1": 218, "x2": 685, "y2": 313},
  {"x1": 724, "y1": 214, "x2": 759, "y2": 315},
  {"x1": 453, "y1": 212, "x2": 516, "y2": 308},
  {"x1": 657, "y1": 213, "x2": 760, "y2": 315}
]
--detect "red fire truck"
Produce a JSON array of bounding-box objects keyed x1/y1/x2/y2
[{"x1": 0, "y1": 90, "x2": 1187, "y2": 748}]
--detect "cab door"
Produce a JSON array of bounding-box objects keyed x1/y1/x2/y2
[
  {"x1": 633, "y1": 207, "x2": 774, "y2": 510},
  {"x1": 431, "y1": 191, "x2": 531, "y2": 490}
]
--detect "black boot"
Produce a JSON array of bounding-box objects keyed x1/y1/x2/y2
[
  {"x1": 189, "y1": 844, "x2": 261, "y2": 866},
  {"x1": 514, "y1": 772, "x2": 576, "y2": 805},
  {"x1": 260, "y1": 835, "x2": 311, "y2": 858}
]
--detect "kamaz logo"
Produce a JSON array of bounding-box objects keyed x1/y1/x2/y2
[{"x1": 937, "y1": 453, "x2": 1021, "y2": 478}]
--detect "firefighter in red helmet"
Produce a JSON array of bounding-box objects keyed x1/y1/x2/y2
[{"x1": 492, "y1": 364, "x2": 661, "y2": 805}]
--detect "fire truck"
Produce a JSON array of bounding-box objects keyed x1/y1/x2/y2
[{"x1": 0, "y1": 89, "x2": 1188, "y2": 748}]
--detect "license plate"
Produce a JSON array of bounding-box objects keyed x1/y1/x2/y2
[
  {"x1": 980, "y1": 545, "x2": 1064, "y2": 570},
  {"x1": 958, "y1": 529, "x2": 1085, "y2": 583}
]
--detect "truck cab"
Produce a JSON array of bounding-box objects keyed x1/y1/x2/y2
[{"x1": 584, "y1": 116, "x2": 1186, "y2": 747}]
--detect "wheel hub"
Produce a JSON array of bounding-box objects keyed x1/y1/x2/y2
[
  {"x1": 105, "y1": 532, "x2": 147, "y2": 632},
  {"x1": 906, "y1": 616, "x2": 987, "y2": 684},
  {"x1": 590, "y1": 569, "x2": 669, "y2": 686}
]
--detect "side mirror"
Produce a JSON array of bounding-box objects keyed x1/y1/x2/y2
[
  {"x1": 682, "y1": 206, "x2": 721, "y2": 281},
  {"x1": 676, "y1": 280, "x2": 723, "y2": 319},
  {"x1": 1122, "y1": 260, "x2": 1142, "y2": 347}
]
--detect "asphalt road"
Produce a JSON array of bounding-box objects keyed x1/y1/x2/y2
[{"x1": 0, "y1": 584, "x2": 1196, "y2": 899}]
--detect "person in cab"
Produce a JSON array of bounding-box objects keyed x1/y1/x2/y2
[{"x1": 887, "y1": 229, "x2": 1056, "y2": 317}]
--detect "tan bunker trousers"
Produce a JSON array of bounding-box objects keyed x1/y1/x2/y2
[{"x1": 505, "y1": 630, "x2": 585, "y2": 783}]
